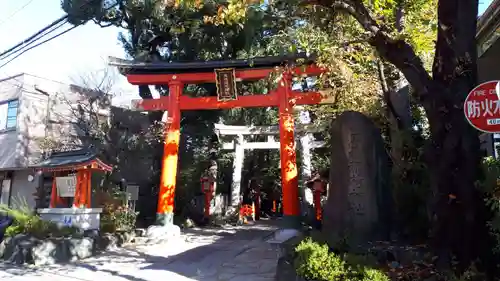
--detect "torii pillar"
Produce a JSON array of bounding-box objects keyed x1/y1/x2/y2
[
  {"x1": 277, "y1": 73, "x2": 300, "y2": 225},
  {"x1": 231, "y1": 134, "x2": 244, "y2": 208}
]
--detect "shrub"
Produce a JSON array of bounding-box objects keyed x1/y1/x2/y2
[
  {"x1": 357, "y1": 267, "x2": 390, "y2": 281},
  {"x1": 295, "y1": 238, "x2": 346, "y2": 280},
  {"x1": 479, "y1": 157, "x2": 500, "y2": 253},
  {"x1": 1, "y1": 205, "x2": 78, "y2": 238},
  {"x1": 294, "y1": 238, "x2": 389, "y2": 281},
  {"x1": 100, "y1": 204, "x2": 138, "y2": 232}
]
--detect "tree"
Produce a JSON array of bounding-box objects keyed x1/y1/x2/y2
[
  {"x1": 38, "y1": 66, "x2": 164, "y2": 187},
  {"x1": 62, "y1": 0, "x2": 296, "y2": 221},
  {"x1": 217, "y1": 0, "x2": 486, "y2": 268},
  {"x1": 312, "y1": 0, "x2": 485, "y2": 269},
  {"x1": 178, "y1": 0, "x2": 487, "y2": 268},
  {"x1": 62, "y1": 0, "x2": 490, "y2": 268},
  {"x1": 37, "y1": 66, "x2": 115, "y2": 153}
]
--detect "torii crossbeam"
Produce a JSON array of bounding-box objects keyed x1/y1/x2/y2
[
  {"x1": 214, "y1": 123, "x2": 327, "y2": 210},
  {"x1": 110, "y1": 55, "x2": 331, "y2": 226}
]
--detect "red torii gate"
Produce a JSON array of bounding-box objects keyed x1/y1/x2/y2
[{"x1": 110, "y1": 55, "x2": 330, "y2": 226}]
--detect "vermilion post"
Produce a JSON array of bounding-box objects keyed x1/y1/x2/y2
[
  {"x1": 73, "y1": 171, "x2": 81, "y2": 207},
  {"x1": 50, "y1": 175, "x2": 58, "y2": 208},
  {"x1": 313, "y1": 189, "x2": 322, "y2": 221},
  {"x1": 157, "y1": 80, "x2": 183, "y2": 225},
  {"x1": 278, "y1": 73, "x2": 300, "y2": 223},
  {"x1": 86, "y1": 170, "x2": 92, "y2": 208},
  {"x1": 50, "y1": 172, "x2": 64, "y2": 207}
]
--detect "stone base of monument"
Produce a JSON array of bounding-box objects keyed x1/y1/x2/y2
[
  {"x1": 266, "y1": 228, "x2": 302, "y2": 245},
  {"x1": 144, "y1": 224, "x2": 181, "y2": 243},
  {"x1": 0, "y1": 230, "x2": 136, "y2": 265},
  {"x1": 269, "y1": 230, "x2": 307, "y2": 281}
]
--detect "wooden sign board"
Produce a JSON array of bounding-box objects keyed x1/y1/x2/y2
[
  {"x1": 56, "y1": 176, "x2": 77, "y2": 197},
  {"x1": 215, "y1": 68, "x2": 238, "y2": 101}
]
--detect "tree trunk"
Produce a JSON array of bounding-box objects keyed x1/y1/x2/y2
[
  {"x1": 425, "y1": 0, "x2": 490, "y2": 269},
  {"x1": 318, "y1": 0, "x2": 491, "y2": 269},
  {"x1": 425, "y1": 84, "x2": 486, "y2": 268}
]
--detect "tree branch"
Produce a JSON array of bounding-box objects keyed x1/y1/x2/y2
[
  {"x1": 432, "y1": 0, "x2": 478, "y2": 87},
  {"x1": 309, "y1": 0, "x2": 434, "y2": 102}
]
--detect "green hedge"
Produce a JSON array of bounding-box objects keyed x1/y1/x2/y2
[
  {"x1": 294, "y1": 238, "x2": 389, "y2": 281},
  {"x1": 1, "y1": 205, "x2": 79, "y2": 239}
]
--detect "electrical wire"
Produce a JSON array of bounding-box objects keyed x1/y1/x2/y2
[
  {"x1": 0, "y1": 1, "x2": 120, "y2": 69},
  {"x1": 0, "y1": 1, "x2": 120, "y2": 66},
  {"x1": 0, "y1": 15, "x2": 68, "y2": 59},
  {"x1": 0, "y1": 19, "x2": 69, "y2": 60},
  {"x1": 0, "y1": 24, "x2": 78, "y2": 70},
  {"x1": 0, "y1": 0, "x2": 36, "y2": 28}
]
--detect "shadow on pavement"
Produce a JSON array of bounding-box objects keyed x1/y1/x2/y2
[{"x1": 0, "y1": 222, "x2": 280, "y2": 281}]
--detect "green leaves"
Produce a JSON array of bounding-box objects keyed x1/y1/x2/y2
[{"x1": 294, "y1": 238, "x2": 390, "y2": 281}]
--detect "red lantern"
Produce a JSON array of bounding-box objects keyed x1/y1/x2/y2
[
  {"x1": 201, "y1": 176, "x2": 214, "y2": 218},
  {"x1": 308, "y1": 179, "x2": 326, "y2": 222}
]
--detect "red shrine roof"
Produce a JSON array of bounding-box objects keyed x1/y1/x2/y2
[
  {"x1": 108, "y1": 53, "x2": 316, "y2": 75},
  {"x1": 31, "y1": 148, "x2": 112, "y2": 173}
]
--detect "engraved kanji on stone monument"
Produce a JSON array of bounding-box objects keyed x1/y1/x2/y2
[{"x1": 322, "y1": 111, "x2": 392, "y2": 248}]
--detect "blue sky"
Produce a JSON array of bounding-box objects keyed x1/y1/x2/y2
[
  {"x1": 0, "y1": 0, "x2": 495, "y2": 104},
  {"x1": 0, "y1": 0, "x2": 135, "y2": 105}
]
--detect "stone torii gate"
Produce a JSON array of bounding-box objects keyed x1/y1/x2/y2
[
  {"x1": 110, "y1": 55, "x2": 331, "y2": 227},
  {"x1": 213, "y1": 123, "x2": 326, "y2": 208}
]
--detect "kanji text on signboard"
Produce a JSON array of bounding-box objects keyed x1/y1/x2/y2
[{"x1": 464, "y1": 80, "x2": 500, "y2": 133}]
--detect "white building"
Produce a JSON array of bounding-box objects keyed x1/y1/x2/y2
[{"x1": 0, "y1": 73, "x2": 110, "y2": 209}]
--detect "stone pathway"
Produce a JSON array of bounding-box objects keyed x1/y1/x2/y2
[{"x1": 0, "y1": 222, "x2": 281, "y2": 281}]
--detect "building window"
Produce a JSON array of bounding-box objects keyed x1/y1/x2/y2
[{"x1": 0, "y1": 99, "x2": 18, "y2": 131}]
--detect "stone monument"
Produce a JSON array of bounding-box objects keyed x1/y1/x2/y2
[{"x1": 322, "y1": 111, "x2": 392, "y2": 249}]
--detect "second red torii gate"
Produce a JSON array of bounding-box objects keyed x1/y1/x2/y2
[{"x1": 110, "y1": 55, "x2": 331, "y2": 226}]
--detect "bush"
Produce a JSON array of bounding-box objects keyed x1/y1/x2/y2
[
  {"x1": 295, "y1": 238, "x2": 346, "y2": 280},
  {"x1": 100, "y1": 204, "x2": 138, "y2": 233},
  {"x1": 480, "y1": 157, "x2": 500, "y2": 253},
  {"x1": 294, "y1": 238, "x2": 389, "y2": 281}
]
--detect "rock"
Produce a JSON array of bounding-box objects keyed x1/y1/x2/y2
[
  {"x1": 135, "y1": 228, "x2": 146, "y2": 237},
  {"x1": 31, "y1": 238, "x2": 69, "y2": 265},
  {"x1": 266, "y1": 229, "x2": 302, "y2": 245},
  {"x1": 98, "y1": 233, "x2": 119, "y2": 250},
  {"x1": 323, "y1": 111, "x2": 392, "y2": 248},
  {"x1": 69, "y1": 237, "x2": 94, "y2": 260},
  {"x1": 3, "y1": 232, "x2": 133, "y2": 265},
  {"x1": 31, "y1": 237, "x2": 95, "y2": 265},
  {"x1": 146, "y1": 224, "x2": 181, "y2": 241},
  {"x1": 183, "y1": 218, "x2": 195, "y2": 228},
  {"x1": 3, "y1": 234, "x2": 39, "y2": 264},
  {"x1": 274, "y1": 234, "x2": 307, "y2": 281},
  {"x1": 276, "y1": 256, "x2": 307, "y2": 281},
  {"x1": 0, "y1": 237, "x2": 10, "y2": 258},
  {"x1": 83, "y1": 229, "x2": 99, "y2": 239},
  {"x1": 32, "y1": 239, "x2": 58, "y2": 265},
  {"x1": 115, "y1": 231, "x2": 135, "y2": 245}
]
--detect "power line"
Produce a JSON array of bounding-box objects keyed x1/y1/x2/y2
[
  {"x1": 0, "y1": 0, "x2": 36, "y2": 27},
  {"x1": 0, "y1": 19, "x2": 68, "y2": 60},
  {"x1": 0, "y1": 24, "x2": 78, "y2": 70},
  {"x1": 0, "y1": 15, "x2": 68, "y2": 59},
  {"x1": 0, "y1": 1, "x2": 120, "y2": 67},
  {"x1": 0, "y1": 0, "x2": 94, "y2": 59}
]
